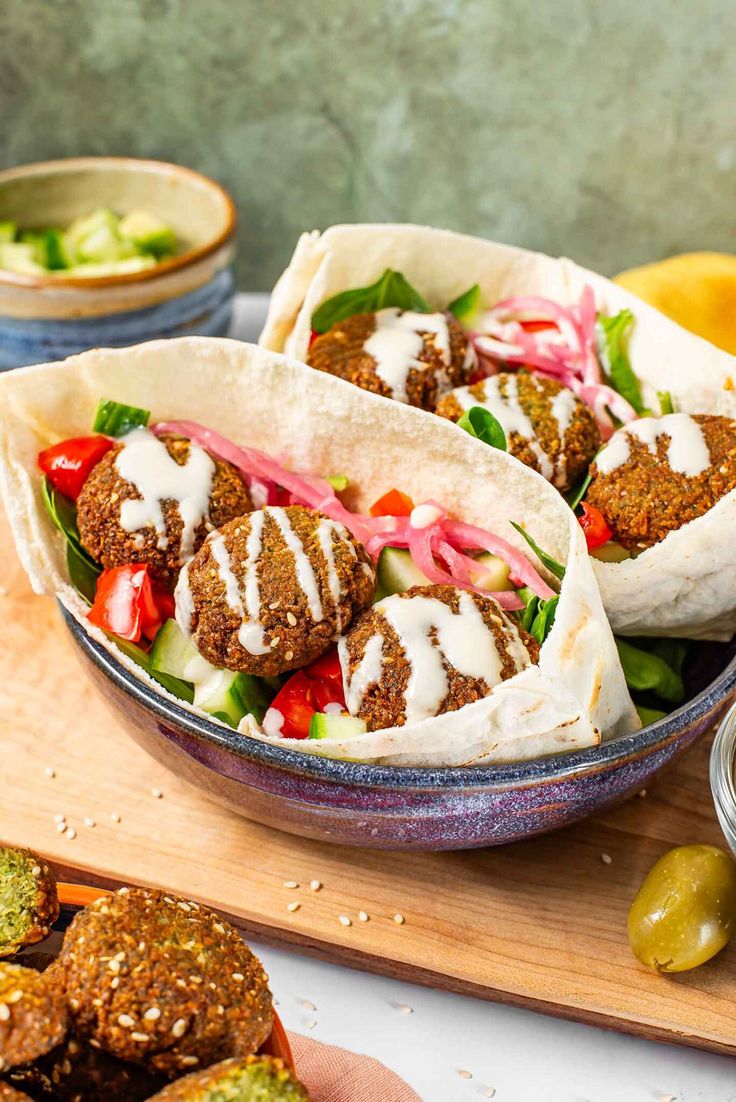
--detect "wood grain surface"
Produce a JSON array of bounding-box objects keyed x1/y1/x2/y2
[{"x1": 1, "y1": 508, "x2": 735, "y2": 1057}]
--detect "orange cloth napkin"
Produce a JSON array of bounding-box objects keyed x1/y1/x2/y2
[{"x1": 289, "y1": 1032, "x2": 423, "y2": 1101}]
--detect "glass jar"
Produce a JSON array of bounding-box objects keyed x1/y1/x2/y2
[{"x1": 710, "y1": 701, "x2": 736, "y2": 856}]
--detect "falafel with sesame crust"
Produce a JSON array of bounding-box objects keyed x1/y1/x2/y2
[
  {"x1": 5, "y1": 1035, "x2": 166, "y2": 1102},
  {"x1": 435, "y1": 370, "x2": 601, "y2": 493},
  {"x1": 585, "y1": 412, "x2": 736, "y2": 551},
  {"x1": 55, "y1": 888, "x2": 272, "y2": 1078},
  {"x1": 77, "y1": 433, "x2": 253, "y2": 586},
  {"x1": 308, "y1": 308, "x2": 474, "y2": 411},
  {"x1": 176, "y1": 505, "x2": 376, "y2": 677},
  {"x1": 146, "y1": 1055, "x2": 308, "y2": 1101},
  {"x1": 340, "y1": 583, "x2": 540, "y2": 731},
  {"x1": 0, "y1": 964, "x2": 67, "y2": 1071},
  {"x1": 0, "y1": 848, "x2": 59, "y2": 959}
]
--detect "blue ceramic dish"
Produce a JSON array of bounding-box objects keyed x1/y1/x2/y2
[{"x1": 61, "y1": 604, "x2": 736, "y2": 851}]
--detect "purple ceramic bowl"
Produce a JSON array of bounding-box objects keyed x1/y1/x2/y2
[{"x1": 61, "y1": 604, "x2": 736, "y2": 851}]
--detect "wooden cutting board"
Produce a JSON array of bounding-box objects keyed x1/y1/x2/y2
[{"x1": 1, "y1": 508, "x2": 735, "y2": 1058}]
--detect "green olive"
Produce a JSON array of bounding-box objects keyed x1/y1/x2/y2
[{"x1": 628, "y1": 844, "x2": 736, "y2": 972}]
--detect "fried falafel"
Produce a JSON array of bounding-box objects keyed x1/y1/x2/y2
[
  {"x1": 5, "y1": 1035, "x2": 165, "y2": 1102},
  {"x1": 435, "y1": 370, "x2": 601, "y2": 493},
  {"x1": 177, "y1": 505, "x2": 375, "y2": 677},
  {"x1": 0, "y1": 964, "x2": 67, "y2": 1071},
  {"x1": 56, "y1": 888, "x2": 272, "y2": 1078},
  {"x1": 77, "y1": 432, "x2": 253, "y2": 586},
  {"x1": 0, "y1": 1083, "x2": 33, "y2": 1101},
  {"x1": 146, "y1": 1055, "x2": 308, "y2": 1100},
  {"x1": 585, "y1": 412, "x2": 736, "y2": 551},
  {"x1": 0, "y1": 849, "x2": 58, "y2": 959},
  {"x1": 308, "y1": 309, "x2": 475, "y2": 411},
  {"x1": 340, "y1": 583, "x2": 540, "y2": 731}
]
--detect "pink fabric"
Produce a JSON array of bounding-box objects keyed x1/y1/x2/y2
[{"x1": 289, "y1": 1032, "x2": 423, "y2": 1101}]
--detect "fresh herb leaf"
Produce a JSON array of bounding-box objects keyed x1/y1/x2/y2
[
  {"x1": 657, "y1": 390, "x2": 675, "y2": 415},
  {"x1": 516, "y1": 587, "x2": 559, "y2": 643},
  {"x1": 516, "y1": 586, "x2": 539, "y2": 632},
  {"x1": 448, "y1": 283, "x2": 482, "y2": 325},
  {"x1": 615, "y1": 638, "x2": 685, "y2": 705},
  {"x1": 510, "y1": 521, "x2": 566, "y2": 580},
  {"x1": 566, "y1": 467, "x2": 594, "y2": 512},
  {"x1": 597, "y1": 309, "x2": 648, "y2": 415},
  {"x1": 327, "y1": 474, "x2": 349, "y2": 492},
  {"x1": 311, "y1": 269, "x2": 430, "y2": 333},
  {"x1": 457, "y1": 406, "x2": 507, "y2": 451},
  {"x1": 42, "y1": 478, "x2": 102, "y2": 602},
  {"x1": 636, "y1": 704, "x2": 667, "y2": 726},
  {"x1": 93, "y1": 398, "x2": 150, "y2": 436}
]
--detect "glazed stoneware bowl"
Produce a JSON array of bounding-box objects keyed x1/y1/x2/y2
[
  {"x1": 18, "y1": 882, "x2": 293, "y2": 1067},
  {"x1": 61, "y1": 604, "x2": 736, "y2": 851},
  {"x1": 0, "y1": 158, "x2": 236, "y2": 369}
]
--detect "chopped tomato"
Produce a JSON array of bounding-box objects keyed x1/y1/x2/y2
[
  {"x1": 38, "y1": 435, "x2": 113, "y2": 501},
  {"x1": 308, "y1": 329, "x2": 320, "y2": 348},
  {"x1": 519, "y1": 319, "x2": 558, "y2": 333},
  {"x1": 273, "y1": 487, "x2": 293, "y2": 506},
  {"x1": 369, "y1": 488, "x2": 415, "y2": 517},
  {"x1": 88, "y1": 564, "x2": 173, "y2": 643},
  {"x1": 268, "y1": 647, "x2": 346, "y2": 739},
  {"x1": 578, "y1": 501, "x2": 613, "y2": 551}
]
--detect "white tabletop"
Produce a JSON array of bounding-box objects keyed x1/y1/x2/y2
[{"x1": 233, "y1": 294, "x2": 733, "y2": 1102}]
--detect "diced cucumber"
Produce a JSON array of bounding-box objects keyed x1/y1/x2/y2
[
  {"x1": 308, "y1": 713, "x2": 368, "y2": 740},
  {"x1": 591, "y1": 541, "x2": 631, "y2": 563},
  {"x1": 119, "y1": 209, "x2": 177, "y2": 257},
  {"x1": 42, "y1": 229, "x2": 70, "y2": 270},
  {"x1": 63, "y1": 255, "x2": 157, "y2": 277},
  {"x1": 376, "y1": 546, "x2": 512, "y2": 599},
  {"x1": 0, "y1": 221, "x2": 16, "y2": 244},
  {"x1": 64, "y1": 207, "x2": 120, "y2": 259},
  {"x1": 114, "y1": 637, "x2": 194, "y2": 704},
  {"x1": 150, "y1": 619, "x2": 273, "y2": 728},
  {"x1": 0, "y1": 242, "x2": 45, "y2": 274}
]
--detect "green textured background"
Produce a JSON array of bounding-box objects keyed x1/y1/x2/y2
[{"x1": 0, "y1": 0, "x2": 733, "y2": 288}]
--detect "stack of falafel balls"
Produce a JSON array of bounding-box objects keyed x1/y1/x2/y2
[{"x1": 0, "y1": 845, "x2": 308, "y2": 1101}]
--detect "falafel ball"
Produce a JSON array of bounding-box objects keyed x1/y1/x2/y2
[
  {"x1": 77, "y1": 433, "x2": 253, "y2": 586},
  {"x1": 340, "y1": 583, "x2": 540, "y2": 731},
  {"x1": 0, "y1": 849, "x2": 58, "y2": 959},
  {"x1": 0, "y1": 964, "x2": 67, "y2": 1071},
  {"x1": 146, "y1": 1055, "x2": 308, "y2": 1101},
  {"x1": 585, "y1": 412, "x2": 736, "y2": 551},
  {"x1": 435, "y1": 370, "x2": 601, "y2": 493},
  {"x1": 308, "y1": 308, "x2": 475, "y2": 411},
  {"x1": 5, "y1": 1036, "x2": 166, "y2": 1102},
  {"x1": 56, "y1": 887, "x2": 272, "y2": 1078},
  {"x1": 177, "y1": 505, "x2": 375, "y2": 677}
]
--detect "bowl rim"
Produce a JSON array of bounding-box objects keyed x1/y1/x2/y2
[
  {"x1": 54, "y1": 881, "x2": 293, "y2": 1068},
  {"x1": 0, "y1": 157, "x2": 237, "y2": 291},
  {"x1": 61, "y1": 603, "x2": 736, "y2": 791}
]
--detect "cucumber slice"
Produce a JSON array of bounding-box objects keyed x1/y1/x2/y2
[
  {"x1": 114, "y1": 637, "x2": 194, "y2": 704},
  {"x1": 467, "y1": 551, "x2": 512, "y2": 592},
  {"x1": 591, "y1": 541, "x2": 631, "y2": 563},
  {"x1": 63, "y1": 255, "x2": 157, "y2": 277},
  {"x1": 119, "y1": 209, "x2": 177, "y2": 257},
  {"x1": 0, "y1": 242, "x2": 45, "y2": 274},
  {"x1": 376, "y1": 547, "x2": 431, "y2": 598},
  {"x1": 0, "y1": 221, "x2": 16, "y2": 244},
  {"x1": 150, "y1": 618, "x2": 200, "y2": 679},
  {"x1": 308, "y1": 713, "x2": 368, "y2": 740}
]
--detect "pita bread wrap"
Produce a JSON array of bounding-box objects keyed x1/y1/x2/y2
[
  {"x1": 260, "y1": 223, "x2": 736, "y2": 640},
  {"x1": 0, "y1": 336, "x2": 636, "y2": 768}
]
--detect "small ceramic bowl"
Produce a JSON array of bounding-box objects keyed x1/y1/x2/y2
[
  {"x1": 19, "y1": 881, "x2": 293, "y2": 1067},
  {"x1": 710, "y1": 702, "x2": 736, "y2": 856},
  {"x1": 0, "y1": 158, "x2": 236, "y2": 370},
  {"x1": 62, "y1": 604, "x2": 736, "y2": 851}
]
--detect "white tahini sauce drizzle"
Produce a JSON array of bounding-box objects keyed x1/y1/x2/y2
[
  {"x1": 342, "y1": 592, "x2": 531, "y2": 726},
  {"x1": 453, "y1": 376, "x2": 555, "y2": 482},
  {"x1": 115, "y1": 428, "x2": 215, "y2": 561},
  {"x1": 208, "y1": 516, "x2": 270, "y2": 655},
  {"x1": 267, "y1": 506, "x2": 324, "y2": 623},
  {"x1": 316, "y1": 517, "x2": 351, "y2": 634},
  {"x1": 174, "y1": 564, "x2": 194, "y2": 636},
  {"x1": 596, "y1": 413, "x2": 711, "y2": 477},
  {"x1": 363, "y1": 308, "x2": 451, "y2": 403}
]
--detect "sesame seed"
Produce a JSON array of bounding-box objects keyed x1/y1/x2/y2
[
  {"x1": 213, "y1": 923, "x2": 225, "y2": 934},
  {"x1": 171, "y1": 1019, "x2": 187, "y2": 1038},
  {"x1": 286, "y1": 612, "x2": 297, "y2": 626},
  {"x1": 84, "y1": 817, "x2": 96, "y2": 828},
  {"x1": 393, "y1": 913, "x2": 405, "y2": 925},
  {"x1": 65, "y1": 827, "x2": 77, "y2": 840},
  {"x1": 117, "y1": 1014, "x2": 135, "y2": 1028},
  {"x1": 151, "y1": 788, "x2": 163, "y2": 798},
  {"x1": 638, "y1": 789, "x2": 647, "y2": 798},
  {"x1": 111, "y1": 812, "x2": 121, "y2": 823},
  {"x1": 482, "y1": 1088, "x2": 496, "y2": 1098},
  {"x1": 131, "y1": 1032, "x2": 149, "y2": 1043},
  {"x1": 309, "y1": 879, "x2": 322, "y2": 892},
  {"x1": 55, "y1": 822, "x2": 67, "y2": 834},
  {"x1": 269, "y1": 601, "x2": 281, "y2": 609},
  {"x1": 44, "y1": 767, "x2": 56, "y2": 778},
  {"x1": 358, "y1": 910, "x2": 369, "y2": 922},
  {"x1": 270, "y1": 636, "x2": 281, "y2": 648},
  {"x1": 458, "y1": 1069, "x2": 473, "y2": 1080},
  {"x1": 0, "y1": 1005, "x2": 10, "y2": 1022},
  {"x1": 338, "y1": 915, "x2": 352, "y2": 927},
  {"x1": 601, "y1": 853, "x2": 612, "y2": 865},
  {"x1": 181, "y1": 1056, "x2": 199, "y2": 1066},
  {"x1": 283, "y1": 880, "x2": 299, "y2": 889},
  {"x1": 110, "y1": 977, "x2": 120, "y2": 989},
  {"x1": 287, "y1": 901, "x2": 301, "y2": 913},
  {"x1": 114, "y1": 951, "x2": 126, "y2": 962},
  {"x1": 285, "y1": 650, "x2": 294, "y2": 662},
  {"x1": 177, "y1": 902, "x2": 191, "y2": 912},
  {"x1": 53, "y1": 813, "x2": 65, "y2": 824},
  {"x1": 396, "y1": 1003, "x2": 413, "y2": 1014},
  {"x1": 232, "y1": 972, "x2": 244, "y2": 981},
  {"x1": 7, "y1": 990, "x2": 23, "y2": 1004},
  {"x1": 31, "y1": 865, "x2": 41, "y2": 876},
  {"x1": 305, "y1": 1018, "x2": 317, "y2": 1029},
  {"x1": 108, "y1": 960, "x2": 121, "y2": 975},
  {"x1": 110, "y1": 492, "x2": 119, "y2": 503},
  {"x1": 301, "y1": 999, "x2": 316, "y2": 1011}
]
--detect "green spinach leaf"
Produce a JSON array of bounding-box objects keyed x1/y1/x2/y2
[
  {"x1": 457, "y1": 406, "x2": 507, "y2": 451},
  {"x1": 597, "y1": 309, "x2": 648, "y2": 415},
  {"x1": 311, "y1": 269, "x2": 430, "y2": 333},
  {"x1": 510, "y1": 521, "x2": 566, "y2": 580}
]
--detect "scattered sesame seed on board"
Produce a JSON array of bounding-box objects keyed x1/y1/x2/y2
[
  {"x1": 393, "y1": 913, "x2": 405, "y2": 925},
  {"x1": 358, "y1": 910, "x2": 369, "y2": 922},
  {"x1": 283, "y1": 880, "x2": 299, "y2": 889},
  {"x1": 110, "y1": 812, "x2": 121, "y2": 823},
  {"x1": 53, "y1": 813, "x2": 65, "y2": 824},
  {"x1": 300, "y1": 999, "x2": 317, "y2": 1012},
  {"x1": 84, "y1": 817, "x2": 96, "y2": 828},
  {"x1": 601, "y1": 853, "x2": 613, "y2": 865},
  {"x1": 458, "y1": 1068, "x2": 472, "y2": 1080},
  {"x1": 309, "y1": 879, "x2": 322, "y2": 891},
  {"x1": 482, "y1": 1088, "x2": 496, "y2": 1098},
  {"x1": 44, "y1": 767, "x2": 55, "y2": 778},
  {"x1": 394, "y1": 1003, "x2": 413, "y2": 1014},
  {"x1": 338, "y1": 915, "x2": 352, "y2": 927},
  {"x1": 287, "y1": 901, "x2": 301, "y2": 913},
  {"x1": 55, "y1": 821, "x2": 67, "y2": 833},
  {"x1": 151, "y1": 788, "x2": 163, "y2": 798},
  {"x1": 65, "y1": 827, "x2": 76, "y2": 840},
  {"x1": 305, "y1": 1019, "x2": 317, "y2": 1030}
]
